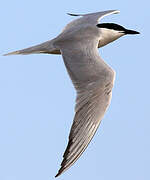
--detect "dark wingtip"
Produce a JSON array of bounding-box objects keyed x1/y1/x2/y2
[
  {"x1": 67, "y1": 13, "x2": 80, "y2": 16},
  {"x1": 55, "y1": 168, "x2": 63, "y2": 178},
  {"x1": 55, "y1": 173, "x2": 59, "y2": 178},
  {"x1": 3, "y1": 51, "x2": 21, "y2": 56},
  {"x1": 3, "y1": 50, "x2": 21, "y2": 56}
]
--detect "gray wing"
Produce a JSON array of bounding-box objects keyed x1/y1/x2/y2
[
  {"x1": 62, "y1": 10, "x2": 119, "y2": 34},
  {"x1": 4, "y1": 10, "x2": 119, "y2": 56},
  {"x1": 55, "y1": 38, "x2": 115, "y2": 177}
]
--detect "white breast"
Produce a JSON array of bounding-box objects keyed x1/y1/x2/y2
[{"x1": 98, "y1": 28, "x2": 124, "y2": 47}]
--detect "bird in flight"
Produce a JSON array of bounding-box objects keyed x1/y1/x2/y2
[{"x1": 4, "y1": 10, "x2": 139, "y2": 177}]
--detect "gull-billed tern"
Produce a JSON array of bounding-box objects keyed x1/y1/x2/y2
[{"x1": 4, "y1": 10, "x2": 140, "y2": 177}]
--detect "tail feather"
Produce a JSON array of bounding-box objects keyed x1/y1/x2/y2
[{"x1": 3, "y1": 39, "x2": 61, "y2": 56}]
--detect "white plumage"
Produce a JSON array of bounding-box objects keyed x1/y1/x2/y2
[{"x1": 4, "y1": 10, "x2": 139, "y2": 177}]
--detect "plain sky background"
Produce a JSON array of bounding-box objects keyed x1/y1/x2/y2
[{"x1": 0, "y1": 0, "x2": 149, "y2": 180}]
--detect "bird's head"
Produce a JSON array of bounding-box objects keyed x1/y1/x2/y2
[{"x1": 96, "y1": 23, "x2": 140, "y2": 47}]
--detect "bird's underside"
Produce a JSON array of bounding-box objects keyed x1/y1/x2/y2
[
  {"x1": 41, "y1": 41, "x2": 102, "y2": 55},
  {"x1": 4, "y1": 10, "x2": 120, "y2": 177},
  {"x1": 4, "y1": 40, "x2": 101, "y2": 56},
  {"x1": 55, "y1": 48, "x2": 115, "y2": 177},
  {"x1": 53, "y1": 16, "x2": 116, "y2": 176}
]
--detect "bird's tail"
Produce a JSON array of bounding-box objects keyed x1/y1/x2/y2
[{"x1": 3, "y1": 38, "x2": 61, "y2": 56}]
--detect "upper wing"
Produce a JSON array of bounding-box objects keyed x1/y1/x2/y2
[
  {"x1": 62, "y1": 10, "x2": 119, "y2": 34},
  {"x1": 4, "y1": 10, "x2": 119, "y2": 56},
  {"x1": 3, "y1": 38, "x2": 60, "y2": 56},
  {"x1": 55, "y1": 38, "x2": 115, "y2": 177}
]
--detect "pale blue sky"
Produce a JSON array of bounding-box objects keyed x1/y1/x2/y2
[{"x1": 0, "y1": 0, "x2": 149, "y2": 180}]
